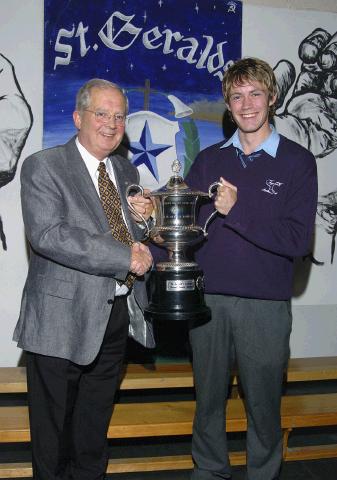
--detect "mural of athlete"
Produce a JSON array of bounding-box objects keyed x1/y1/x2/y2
[
  {"x1": 317, "y1": 191, "x2": 337, "y2": 263},
  {"x1": 273, "y1": 28, "x2": 337, "y2": 264},
  {"x1": 274, "y1": 28, "x2": 337, "y2": 159},
  {"x1": 0, "y1": 53, "x2": 32, "y2": 250}
]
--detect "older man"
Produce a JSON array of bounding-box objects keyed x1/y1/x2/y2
[{"x1": 13, "y1": 78, "x2": 154, "y2": 480}]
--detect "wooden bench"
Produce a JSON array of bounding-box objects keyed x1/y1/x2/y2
[
  {"x1": 0, "y1": 357, "x2": 337, "y2": 478},
  {"x1": 1, "y1": 356, "x2": 337, "y2": 393}
]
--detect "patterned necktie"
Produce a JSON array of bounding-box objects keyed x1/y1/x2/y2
[
  {"x1": 236, "y1": 148, "x2": 262, "y2": 169},
  {"x1": 97, "y1": 161, "x2": 135, "y2": 288}
]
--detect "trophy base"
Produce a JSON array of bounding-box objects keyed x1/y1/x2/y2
[{"x1": 144, "y1": 268, "x2": 211, "y2": 321}]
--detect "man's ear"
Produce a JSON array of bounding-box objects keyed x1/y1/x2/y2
[
  {"x1": 269, "y1": 94, "x2": 277, "y2": 107},
  {"x1": 73, "y1": 111, "x2": 81, "y2": 130}
]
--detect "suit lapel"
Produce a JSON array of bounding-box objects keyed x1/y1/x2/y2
[
  {"x1": 110, "y1": 154, "x2": 139, "y2": 239},
  {"x1": 62, "y1": 137, "x2": 110, "y2": 231},
  {"x1": 60, "y1": 138, "x2": 139, "y2": 238}
]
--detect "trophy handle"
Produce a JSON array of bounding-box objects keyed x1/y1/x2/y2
[
  {"x1": 126, "y1": 184, "x2": 150, "y2": 239},
  {"x1": 202, "y1": 181, "x2": 222, "y2": 235}
]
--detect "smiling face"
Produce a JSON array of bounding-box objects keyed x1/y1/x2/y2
[
  {"x1": 227, "y1": 80, "x2": 276, "y2": 141},
  {"x1": 73, "y1": 86, "x2": 126, "y2": 160}
]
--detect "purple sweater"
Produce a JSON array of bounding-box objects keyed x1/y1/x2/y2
[{"x1": 185, "y1": 135, "x2": 318, "y2": 300}]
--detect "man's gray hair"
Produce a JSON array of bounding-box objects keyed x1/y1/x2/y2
[{"x1": 75, "y1": 78, "x2": 129, "y2": 112}]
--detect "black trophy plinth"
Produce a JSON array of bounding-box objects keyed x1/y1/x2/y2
[{"x1": 145, "y1": 267, "x2": 211, "y2": 322}]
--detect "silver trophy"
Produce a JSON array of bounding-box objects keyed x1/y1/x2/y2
[{"x1": 127, "y1": 159, "x2": 220, "y2": 321}]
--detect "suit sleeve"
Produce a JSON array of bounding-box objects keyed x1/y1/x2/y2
[{"x1": 21, "y1": 154, "x2": 132, "y2": 279}]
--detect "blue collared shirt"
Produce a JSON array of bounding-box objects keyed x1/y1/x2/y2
[{"x1": 221, "y1": 125, "x2": 280, "y2": 168}]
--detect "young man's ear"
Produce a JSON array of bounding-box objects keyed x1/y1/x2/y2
[{"x1": 269, "y1": 94, "x2": 277, "y2": 107}]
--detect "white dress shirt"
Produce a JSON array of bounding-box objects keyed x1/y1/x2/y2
[{"x1": 76, "y1": 137, "x2": 129, "y2": 296}]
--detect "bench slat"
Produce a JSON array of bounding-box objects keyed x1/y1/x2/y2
[
  {"x1": 0, "y1": 455, "x2": 245, "y2": 478},
  {"x1": 0, "y1": 368, "x2": 27, "y2": 394},
  {"x1": 108, "y1": 455, "x2": 193, "y2": 473},
  {"x1": 106, "y1": 452, "x2": 248, "y2": 472},
  {"x1": 286, "y1": 357, "x2": 337, "y2": 382},
  {"x1": 285, "y1": 443, "x2": 337, "y2": 461},
  {"x1": 1, "y1": 357, "x2": 337, "y2": 393},
  {"x1": 1, "y1": 444, "x2": 337, "y2": 478},
  {"x1": 122, "y1": 363, "x2": 194, "y2": 389},
  {"x1": 0, "y1": 463, "x2": 32, "y2": 478},
  {"x1": 0, "y1": 357, "x2": 337, "y2": 393},
  {"x1": 1, "y1": 394, "x2": 337, "y2": 443}
]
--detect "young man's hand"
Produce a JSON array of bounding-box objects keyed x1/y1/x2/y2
[{"x1": 214, "y1": 177, "x2": 237, "y2": 216}]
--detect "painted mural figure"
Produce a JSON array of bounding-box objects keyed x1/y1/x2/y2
[
  {"x1": 317, "y1": 191, "x2": 337, "y2": 263},
  {"x1": 273, "y1": 28, "x2": 337, "y2": 264},
  {"x1": 0, "y1": 54, "x2": 32, "y2": 250},
  {"x1": 274, "y1": 28, "x2": 337, "y2": 159},
  {"x1": 185, "y1": 57, "x2": 317, "y2": 480}
]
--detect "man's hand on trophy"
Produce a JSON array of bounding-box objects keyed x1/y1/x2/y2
[
  {"x1": 214, "y1": 177, "x2": 237, "y2": 216},
  {"x1": 128, "y1": 188, "x2": 154, "y2": 222},
  {"x1": 273, "y1": 28, "x2": 337, "y2": 158},
  {"x1": 130, "y1": 242, "x2": 153, "y2": 276}
]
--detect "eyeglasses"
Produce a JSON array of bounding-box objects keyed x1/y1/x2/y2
[{"x1": 84, "y1": 110, "x2": 127, "y2": 125}]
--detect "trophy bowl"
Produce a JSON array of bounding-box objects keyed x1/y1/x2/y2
[{"x1": 127, "y1": 160, "x2": 220, "y2": 321}]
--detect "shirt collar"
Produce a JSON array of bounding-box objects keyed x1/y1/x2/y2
[
  {"x1": 75, "y1": 137, "x2": 112, "y2": 177},
  {"x1": 220, "y1": 125, "x2": 280, "y2": 158}
]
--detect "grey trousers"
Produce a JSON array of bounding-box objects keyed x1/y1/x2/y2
[{"x1": 189, "y1": 294, "x2": 292, "y2": 480}]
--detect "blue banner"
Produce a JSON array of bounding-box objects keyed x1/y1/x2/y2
[{"x1": 44, "y1": 0, "x2": 242, "y2": 188}]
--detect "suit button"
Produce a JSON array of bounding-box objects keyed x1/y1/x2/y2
[{"x1": 107, "y1": 299, "x2": 113, "y2": 305}]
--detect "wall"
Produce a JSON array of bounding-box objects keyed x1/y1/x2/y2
[
  {"x1": 242, "y1": 4, "x2": 337, "y2": 357},
  {"x1": 0, "y1": 0, "x2": 44, "y2": 366},
  {"x1": 244, "y1": 0, "x2": 337, "y2": 12},
  {"x1": 0, "y1": 0, "x2": 336, "y2": 365}
]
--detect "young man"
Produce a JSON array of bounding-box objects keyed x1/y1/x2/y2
[
  {"x1": 186, "y1": 58, "x2": 317, "y2": 480},
  {"x1": 13, "y1": 79, "x2": 154, "y2": 480}
]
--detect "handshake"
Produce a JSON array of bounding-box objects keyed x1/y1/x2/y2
[{"x1": 129, "y1": 242, "x2": 153, "y2": 277}]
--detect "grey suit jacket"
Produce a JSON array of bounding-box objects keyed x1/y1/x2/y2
[{"x1": 13, "y1": 137, "x2": 154, "y2": 365}]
